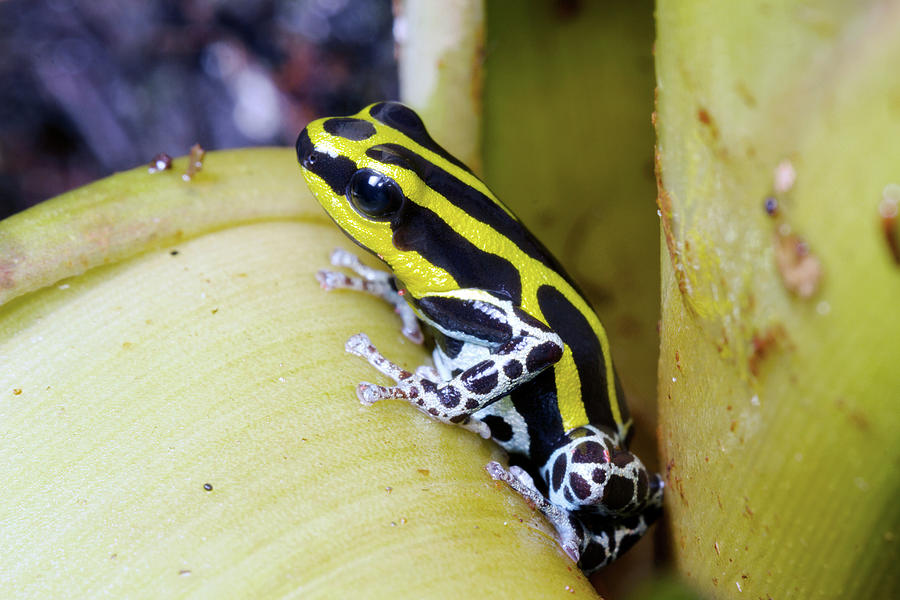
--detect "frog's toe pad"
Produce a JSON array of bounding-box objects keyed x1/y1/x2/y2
[
  {"x1": 485, "y1": 461, "x2": 508, "y2": 481},
  {"x1": 329, "y1": 247, "x2": 356, "y2": 267},
  {"x1": 345, "y1": 333, "x2": 372, "y2": 356},
  {"x1": 466, "y1": 419, "x2": 491, "y2": 439},
  {"x1": 414, "y1": 365, "x2": 440, "y2": 380},
  {"x1": 560, "y1": 540, "x2": 581, "y2": 563},
  {"x1": 357, "y1": 382, "x2": 390, "y2": 405},
  {"x1": 402, "y1": 325, "x2": 425, "y2": 345},
  {"x1": 316, "y1": 269, "x2": 348, "y2": 291}
]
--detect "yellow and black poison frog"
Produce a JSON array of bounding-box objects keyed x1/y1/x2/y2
[{"x1": 296, "y1": 102, "x2": 663, "y2": 573}]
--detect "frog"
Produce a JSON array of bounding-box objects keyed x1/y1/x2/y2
[{"x1": 296, "y1": 101, "x2": 663, "y2": 573}]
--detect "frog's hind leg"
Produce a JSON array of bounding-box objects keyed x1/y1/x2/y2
[
  {"x1": 539, "y1": 425, "x2": 664, "y2": 519},
  {"x1": 574, "y1": 507, "x2": 663, "y2": 574},
  {"x1": 485, "y1": 461, "x2": 585, "y2": 563},
  {"x1": 486, "y1": 458, "x2": 663, "y2": 574}
]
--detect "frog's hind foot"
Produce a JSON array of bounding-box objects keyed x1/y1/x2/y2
[{"x1": 485, "y1": 461, "x2": 584, "y2": 563}]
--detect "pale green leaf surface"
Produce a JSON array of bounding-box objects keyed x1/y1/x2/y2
[
  {"x1": 656, "y1": 2, "x2": 900, "y2": 598},
  {"x1": 0, "y1": 149, "x2": 597, "y2": 598}
]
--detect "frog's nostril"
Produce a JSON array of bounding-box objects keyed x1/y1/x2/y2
[{"x1": 296, "y1": 129, "x2": 314, "y2": 166}]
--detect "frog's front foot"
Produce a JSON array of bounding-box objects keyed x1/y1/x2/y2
[
  {"x1": 344, "y1": 333, "x2": 491, "y2": 439},
  {"x1": 345, "y1": 333, "x2": 437, "y2": 408},
  {"x1": 318, "y1": 249, "x2": 423, "y2": 344},
  {"x1": 345, "y1": 334, "x2": 411, "y2": 407}
]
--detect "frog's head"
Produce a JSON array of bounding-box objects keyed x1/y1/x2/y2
[{"x1": 297, "y1": 102, "x2": 495, "y2": 298}]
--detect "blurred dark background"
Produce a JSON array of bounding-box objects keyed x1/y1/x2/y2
[{"x1": 0, "y1": 0, "x2": 398, "y2": 219}]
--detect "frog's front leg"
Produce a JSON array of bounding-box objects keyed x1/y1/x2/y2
[
  {"x1": 345, "y1": 333, "x2": 491, "y2": 438},
  {"x1": 317, "y1": 248, "x2": 422, "y2": 344},
  {"x1": 344, "y1": 291, "x2": 564, "y2": 436}
]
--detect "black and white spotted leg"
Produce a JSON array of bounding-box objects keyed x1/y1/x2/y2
[
  {"x1": 344, "y1": 333, "x2": 491, "y2": 438},
  {"x1": 344, "y1": 303, "x2": 563, "y2": 438},
  {"x1": 486, "y1": 460, "x2": 663, "y2": 574},
  {"x1": 317, "y1": 248, "x2": 423, "y2": 344},
  {"x1": 575, "y1": 505, "x2": 663, "y2": 574}
]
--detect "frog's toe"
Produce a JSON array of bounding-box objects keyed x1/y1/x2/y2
[
  {"x1": 345, "y1": 333, "x2": 372, "y2": 356},
  {"x1": 316, "y1": 269, "x2": 346, "y2": 290},
  {"x1": 402, "y1": 324, "x2": 424, "y2": 344},
  {"x1": 329, "y1": 247, "x2": 355, "y2": 267},
  {"x1": 414, "y1": 365, "x2": 440, "y2": 380},
  {"x1": 485, "y1": 461, "x2": 507, "y2": 481},
  {"x1": 560, "y1": 538, "x2": 581, "y2": 563},
  {"x1": 356, "y1": 382, "x2": 390, "y2": 405}
]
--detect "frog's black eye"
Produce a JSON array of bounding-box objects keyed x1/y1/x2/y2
[{"x1": 347, "y1": 168, "x2": 404, "y2": 219}]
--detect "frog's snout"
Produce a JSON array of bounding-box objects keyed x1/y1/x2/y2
[{"x1": 296, "y1": 128, "x2": 315, "y2": 169}]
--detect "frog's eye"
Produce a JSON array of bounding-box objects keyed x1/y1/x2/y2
[{"x1": 347, "y1": 168, "x2": 405, "y2": 219}]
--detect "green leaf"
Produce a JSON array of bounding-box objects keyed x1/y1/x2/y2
[{"x1": 656, "y1": 2, "x2": 900, "y2": 597}]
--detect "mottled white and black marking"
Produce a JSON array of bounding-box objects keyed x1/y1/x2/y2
[
  {"x1": 342, "y1": 288, "x2": 565, "y2": 431},
  {"x1": 319, "y1": 252, "x2": 663, "y2": 573},
  {"x1": 487, "y1": 459, "x2": 663, "y2": 573}
]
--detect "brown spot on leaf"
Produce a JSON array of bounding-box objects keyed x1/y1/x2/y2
[
  {"x1": 697, "y1": 107, "x2": 720, "y2": 140},
  {"x1": 735, "y1": 81, "x2": 757, "y2": 107},
  {"x1": 655, "y1": 150, "x2": 688, "y2": 297},
  {"x1": 774, "y1": 230, "x2": 822, "y2": 298},
  {"x1": 748, "y1": 324, "x2": 787, "y2": 377},
  {"x1": 835, "y1": 397, "x2": 872, "y2": 432}
]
